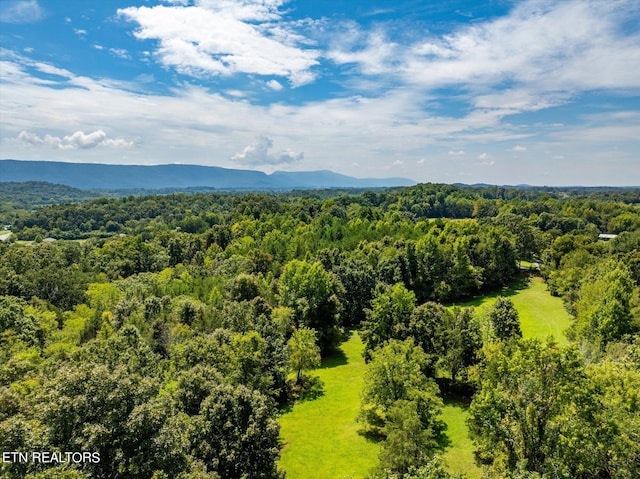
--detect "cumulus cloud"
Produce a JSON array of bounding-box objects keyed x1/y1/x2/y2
[
  {"x1": 266, "y1": 79, "x2": 283, "y2": 91},
  {"x1": 0, "y1": 0, "x2": 43, "y2": 24},
  {"x1": 448, "y1": 149, "x2": 466, "y2": 156},
  {"x1": 512, "y1": 145, "x2": 527, "y2": 152},
  {"x1": 17, "y1": 130, "x2": 135, "y2": 150},
  {"x1": 231, "y1": 136, "x2": 303, "y2": 165},
  {"x1": 118, "y1": 0, "x2": 319, "y2": 86}
]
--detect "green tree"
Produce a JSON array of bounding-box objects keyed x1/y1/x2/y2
[
  {"x1": 334, "y1": 256, "x2": 376, "y2": 327},
  {"x1": 370, "y1": 456, "x2": 465, "y2": 478},
  {"x1": 488, "y1": 296, "x2": 521, "y2": 341},
  {"x1": 358, "y1": 339, "x2": 444, "y2": 473},
  {"x1": 361, "y1": 283, "x2": 416, "y2": 360},
  {"x1": 279, "y1": 260, "x2": 341, "y2": 353},
  {"x1": 439, "y1": 307, "x2": 482, "y2": 382},
  {"x1": 287, "y1": 327, "x2": 320, "y2": 384},
  {"x1": 191, "y1": 384, "x2": 281, "y2": 479},
  {"x1": 468, "y1": 339, "x2": 608, "y2": 477},
  {"x1": 571, "y1": 260, "x2": 635, "y2": 347}
]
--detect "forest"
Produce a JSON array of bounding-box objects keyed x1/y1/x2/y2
[{"x1": 1, "y1": 182, "x2": 639, "y2": 479}]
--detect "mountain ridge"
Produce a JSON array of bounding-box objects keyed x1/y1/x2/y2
[{"x1": 0, "y1": 160, "x2": 415, "y2": 190}]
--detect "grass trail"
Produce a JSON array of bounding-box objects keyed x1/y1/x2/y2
[
  {"x1": 441, "y1": 401, "x2": 482, "y2": 479},
  {"x1": 278, "y1": 331, "x2": 379, "y2": 479},
  {"x1": 450, "y1": 276, "x2": 572, "y2": 344}
]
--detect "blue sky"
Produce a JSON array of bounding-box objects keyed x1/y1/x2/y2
[{"x1": 1, "y1": 0, "x2": 639, "y2": 185}]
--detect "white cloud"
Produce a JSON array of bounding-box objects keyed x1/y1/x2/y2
[
  {"x1": 117, "y1": 0, "x2": 319, "y2": 86},
  {"x1": 266, "y1": 79, "x2": 283, "y2": 91},
  {"x1": 448, "y1": 149, "x2": 465, "y2": 156},
  {"x1": 331, "y1": 0, "x2": 640, "y2": 114},
  {"x1": 109, "y1": 48, "x2": 131, "y2": 60},
  {"x1": 0, "y1": 0, "x2": 43, "y2": 24},
  {"x1": 513, "y1": 145, "x2": 527, "y2": 152},
  {"x1": 478, "y1": 153, "x2": 489, "y2": 160},
  {"x1": 407, "y1": 1, "x2": 640, "y2": 90},
  {"x1": 231, "y1": 136, "x2": 303, "y2": 166},
  {"x1": 16, "y1": 130, "x2": 135, "y2": 150},
  {"x1": 33, "y1": 62, "x2": 72, "y2": 78},
  {"x1": 328, "y1": 28, "x2": 400, "y2": 76},
  {"x1": 17, "y1": 130, "x2": 43, "y2": 145}
]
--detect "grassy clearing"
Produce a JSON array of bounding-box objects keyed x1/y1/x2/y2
[
  {"x1": 441, "y1": 400, "x2": 482, "y2": 479},
  {"x1": 280, "y1": 278, "x2": 572, "y2": 478},
  {"x1": 278, "y1": 331, "x2": 379, "y2": 479},
  {"x1": 449, "y1": 276, "x2": 572, "y2": 345}
]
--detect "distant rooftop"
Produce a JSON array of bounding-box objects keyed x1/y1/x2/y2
[{"x1": 598, "y1": 233, "x2": 618, "y2": 240}]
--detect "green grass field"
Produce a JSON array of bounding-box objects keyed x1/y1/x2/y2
[
  {"x1": 279, "y1": 276, "x2": 572, "y2": 478},
  {"x1": 441, "y1": 401, "x2": 481, "y2": 478},
  {"x1": 449, "y1": 276, "x2": 572, "y2": 345},
  {"x1": 278, "y1": 331, "x2": 380, "y2": 479}
]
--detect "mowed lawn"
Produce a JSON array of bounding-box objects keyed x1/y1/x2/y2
[
  {"x1": 441, "y1": 401, "x2": 481, "y2": 479},
  {"x1": 449, "y1": 276, "x2": 573, "y2": 345},
  {"x1": 278, "y1": 331, "x2": 379, "y2": 479},
  {"x1": 279, "y1": 277, "x2": 573, "y2": 478}
]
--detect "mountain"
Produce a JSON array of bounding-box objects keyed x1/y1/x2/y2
[{"x1": 0, "y1": 160, "x2": 415, "y2": 190}]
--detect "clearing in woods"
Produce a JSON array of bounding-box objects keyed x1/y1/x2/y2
[
  {"x1": 278, "y1": 331, "x2": 379, "y2": 479},
  {"x1": 279, "y1": 276, "x2": 572, "y2": 478}
]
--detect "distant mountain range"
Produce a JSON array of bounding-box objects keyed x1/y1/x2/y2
[{"x1": 0, "y1": 160, "x2": 416, "y2": 190}]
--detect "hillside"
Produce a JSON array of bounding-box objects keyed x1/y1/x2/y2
[{"x1": 0, "y1": 160, "x2": 415, "y2": 190}]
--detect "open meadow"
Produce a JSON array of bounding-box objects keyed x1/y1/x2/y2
[
  {"x1": 278, "y1": 332, "x2": 380, "y2": 479},
  {"x1": 279, "y1": 275, "x2": 573, "y2": 478}
]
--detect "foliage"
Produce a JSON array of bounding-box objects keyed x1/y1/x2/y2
[
  {"x1": 279, "y1": 260, "x2": 342, "y2": 353},
  {"x1": 570, "y1": 260, "x2": 636, "y2": 347},
  {"x1": 287, "y1": 327, "x2": 320, "y2": 383},
  {"x1": 361, "y1": 283, "x2": 417, "y2": 360},
  {"x1": 487, "y1": 297, "x2": 522, "y2": 342},
  {"x1": 468, "y1": 338, "x2": 637, "y2": 478},
  {"x1": 0, "y1": 183, "x2": 639, "y2": 478},
  {"x1": 359, "y1": 339, "x2": 445, "y2": 475}
]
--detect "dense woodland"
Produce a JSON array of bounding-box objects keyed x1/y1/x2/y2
[{"x1": 1, "y1": 182, "x2": 639, "y2": 478}]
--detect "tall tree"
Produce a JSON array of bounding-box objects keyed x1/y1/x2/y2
[
  {"x1": 191, "y1": 384, "x2": 281, "y2": 479},
  {"x1": 571, "y1": 260, "x2": 635, "y2": 347},
  {"x1": 287, "y1": 327, "x2": 320, "y2": 384},
  {"x1": 278, "y1": 260, "x2": 341, "y2": 353},
  {"x1": 488, "y1": 296, "x2": 521, "y2": 341},
  {"x1": 361, "y1": 283, "x2": 416, "y2": 360},
  {"x1": 468, "y1": 339, "x2": 611, "y2": 477},
  {"x1": 359, "y1": 339, "x2": 444, "y2": 473}
]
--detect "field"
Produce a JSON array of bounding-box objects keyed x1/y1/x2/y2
[
  {"x1": 449, "y1": 276, "x2": 572, "y2": 345},
  {"x1": 441, "y1": 401, "x2": 481, "y2": 478},
  {"x1": 278, "y1": 331, "x2": 380, "y2": 479},
  {"x1": 279, "y1": 276, "x2": 573, "y2": 478}
]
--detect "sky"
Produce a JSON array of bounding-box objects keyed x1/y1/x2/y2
[{"x1": 1, "y1": 0, "x2": 639, "y2": 186}]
